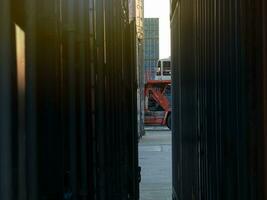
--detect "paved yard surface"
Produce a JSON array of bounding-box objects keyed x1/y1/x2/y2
[{"x1": 139, "y1": 126, "x2": 172, "y2": 200}]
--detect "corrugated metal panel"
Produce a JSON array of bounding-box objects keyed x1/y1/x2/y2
[
  {"x1": 171, "y1": 0, "x2": 267, "y2": 199},
  {"x1": 0, "y1": 1, "x2": 13, "y2": 200},
  {"x1": 94, "y1": 0, "x2": 139, "y2": 199},
  {"x1": 0, "y1": 0, "x2": 139, "y2": 199},
  {"x1": 171, "y1": 1, "x2": 199, "y2": 199},
  {"x1": 263, "y1": 1, "x2": 267, "y2": 198}
]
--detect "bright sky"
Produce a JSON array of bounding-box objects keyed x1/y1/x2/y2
[{"x1": 144, "y1": 0, "x2": 170, "y2": 59}]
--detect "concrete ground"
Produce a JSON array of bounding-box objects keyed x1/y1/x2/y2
[{"x1": 139, "y1": 126, "x2": 172, "y2": 200}]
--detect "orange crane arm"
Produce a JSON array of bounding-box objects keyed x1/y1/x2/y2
[{"x1": 147, "y1": 88, "x2": 170, "y2": 111}]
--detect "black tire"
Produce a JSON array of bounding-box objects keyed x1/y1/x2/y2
[{"x1": 167, "y1": 113, "x2": 171, "y2": 130}]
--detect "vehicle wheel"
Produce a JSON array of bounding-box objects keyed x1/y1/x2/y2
[{"x1": 167, "y1": 113, "x2": 171, "y2": 130}]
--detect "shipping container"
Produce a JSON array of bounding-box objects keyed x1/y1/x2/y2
[
  {"x1": 0, "y1": 0, "x2": 139, "y2": 199},
  {"x1": 171, "y1": 0, "x2": 267, "y2": 199}
]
